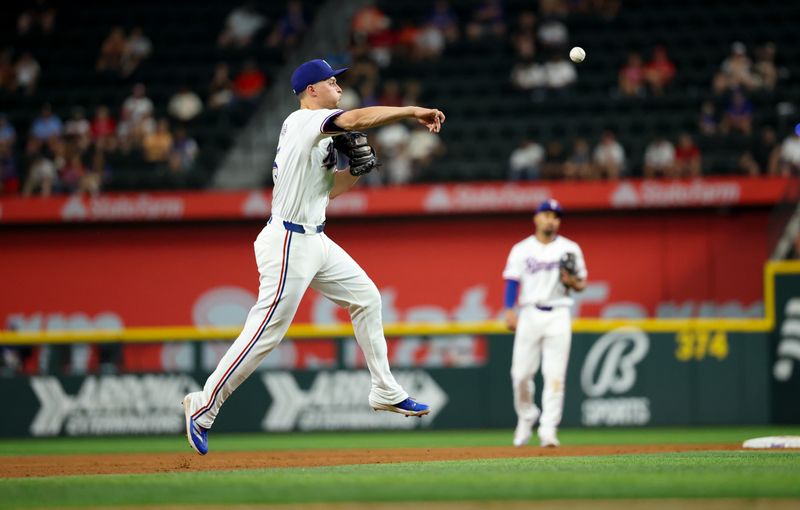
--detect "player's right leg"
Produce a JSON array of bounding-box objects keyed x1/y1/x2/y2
[
  {"x1": 183, "y1": 224, "x2": 317, "y2": 454},
  {"x1": 510, "y1": 307, "x2": 544, "y2": 447},
  {"x1": 538, "y1": 308, "x2": 572, "y2": 448}
]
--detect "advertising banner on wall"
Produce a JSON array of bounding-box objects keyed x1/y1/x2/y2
[
  {"x1": 0, "y1": 329, "x2": 770, "y2": 437},
  {"x1": 770, "y1": 264, "x2": 800, "y2": 424}
]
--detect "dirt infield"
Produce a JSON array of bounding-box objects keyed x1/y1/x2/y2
[{"x1": 1, "y1": 443, "x2": 743, "y2": 478}]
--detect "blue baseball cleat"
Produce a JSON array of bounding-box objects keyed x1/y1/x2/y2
[
  {"x1": 182, "y1": 395, "x2": 208, "y2": 455},
  {"x1": 373, "y1": 397, "x2": 430, "y2": 417}
]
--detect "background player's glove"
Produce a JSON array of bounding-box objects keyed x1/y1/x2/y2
[
  {"x1": 332, "y1": 131, "x2": 379, "y2": 176},
  {"x1": 559, "y1": 253, "x2": 578, "y2": 277}
]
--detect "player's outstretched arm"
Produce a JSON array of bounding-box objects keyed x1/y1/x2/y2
[{"x1": 335, "y1": 106, "x2": 445, "y2": 133}]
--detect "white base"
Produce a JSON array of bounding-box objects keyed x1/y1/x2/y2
[{"x1": 742, "y1": 436, "x2": 800, "y2": 449}]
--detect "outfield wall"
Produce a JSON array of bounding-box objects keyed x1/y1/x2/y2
[{"x1": 0, "y1": 263, "x2": 797, "y2": 437}]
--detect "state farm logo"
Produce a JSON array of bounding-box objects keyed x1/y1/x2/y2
[
  {"x1": 60, "y1": 195, "x2": 184, "y2": 221},
  {"x1": 261, "y1": 370, "x2": 447, "y2": 431},
  {"x1": 423, "y1": 185, "x2": 551, "y2": 213},
  {"x1": 610, "y1": 180, "x2": 741, "y2": 209},
  {"x1": 580, "y1": 327, "x2": 651, "y2": 426}
]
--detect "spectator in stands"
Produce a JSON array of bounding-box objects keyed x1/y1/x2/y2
[
  {"x1": 168, "y1": 86, "x2": 204, "y2": 122},
  {"x1": 739, "y1": 127, "x2": 779, "y2": 176},
  {"x1": 350, "y1": 1, "x2": 391, "y2": 44},
  {"x1": 118, "y1": 83, "x2": 154, "y2": 151},
  {"x1": 121, "y1": 26, "x2": 152, "y2": 77},
  {"x1": 143, "y1": 118, "x2": 173, "y2": 163},
  {"x1": 545, "y1": 53, "x2": 577, "y2": 91},
  {"x1": 218, "y1": 3, "x2": 266, "y2": 48},
  {"x1": 17, "y1": 0, "x2": 56, "y2": 36},
  {"x1": 378, "y1": 80, "x2": 404, "y2": 107},
  {"x1": 466, "y1": 0, "x2": 507, "y2": 40},
  {"x1": 593, "y1": 130, "x2": 625, "y2": 179},
  {"x1": 168, "y1": 127, "x2": 198, "y2": 173},
  {"x1": 426, "y1": 0, "x2": 460, "y2": 43},
  {"x1": 619, "y1": 52, "x2": 645, "y2": 97},
  {"x1": 346, "y1": 41, "x2": 381, "y2": 89},
  {"x1": 511, "y1": 36, "x2": 546, "y2": 92},
  {"x1": 22, "y1": 153, "x2": 58, "y2": 197},
  {"x1": 96, "y1": 27, "x2": 126, "y2": 73},
  {"x1": 375, "y1": 122, "x2": 411, "y2": 185},
  {"x1": 357, "y1": 80, "x2": 379, "y2": 108},
  {"x1": 777, "y1": 125, "x2": 800, "y2": 176},
  {"x1": 753, "y1": 42, "x2": 778, "y2": 92},
  {"x1": 537, "y1": 16, "x2": 569, "y2": 55},
  {"x1": 59, "y1": 154, "x2": 87, "y2": 194},
  {"x1": 64, "y1": 106, "x2": 91, "y2": 153},
  {"x1": 674, "y1": 133, "x2": 702, "y2": 178},
  {"x1": 90, "y1": 105, "x2": 117, "y2": 152},
  {"x1": 0, "y1": 114, "x2": 16, "y2": 151},
  {"x1": 563, "y1": 138, "x2": 593, "y2": 179},
  {"x1": 511, "y1": 11, "x2": 537, "y2": 58},
  {"x1": 208, "y1": 63, "x2": 235, "y2": 109},
  {"x1": 508, "y1": 139, "x2": 545, "y2": 181},
  {"x1": 698, "y1": 101, "x2": 717, "y2": 135},
  {"x1": 265, "y1": 0, "x2": 310, "y2": 51},
  {"x1": 720, "y1": 90, "x2": 753, "y2": 136},
  {"x1": 644, "y1": 45, "x2": 676, "y2": 96},
  {"x1": 540, "y1": 0, "x2": 570, "y2": 18},
  {"x1": 403, "y1": 80, "x2": 422, "y2": 106},
  {"x1": 233, "y1": 59, "x2": 266, "y2": 101},
  {"x1": 643, "y1": 135, "x2": 676, "y2": 178},
  {"x1": 0, "y1": 49, "x2": 14, "y2": 92},
  {"x1": 712, "y1": 42, "x2": 758, "y2": 95},
  {"x1": 408, "y1": 123, "x2": 445, "y2": 172},
  {"x1": 26, "y1": 103, "x2": 62, "y2": 156},
  {"x1": 0, "y1": 143, "x2": 18, "y2": 194},
  {"x1": 542, "y1": 140, "x2": 566, "y2": 179},
  {"x1": 14, "y1": 52, "x2": 40, "y2": 95},
  {"x1": 414, "y1": 21, "x2": 447, "y2": 61}
]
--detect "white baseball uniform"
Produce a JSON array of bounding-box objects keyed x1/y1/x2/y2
[
  {"x1": 503, "y1": 234, "x2": 587, "y2": 444},
  {"x1": 185, "y1": 107, "x2": 408, "y2": 429}
]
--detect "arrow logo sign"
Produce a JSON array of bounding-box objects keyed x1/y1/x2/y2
[{"x1": 261, "y1": 370, "x2": 448, "y2": 431}]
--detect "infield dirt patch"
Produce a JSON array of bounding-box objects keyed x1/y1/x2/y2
[{"x1": 1, "y1": 443, "x2": 742, "y2": 478}]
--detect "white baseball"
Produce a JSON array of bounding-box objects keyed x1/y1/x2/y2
[{"x1": 569, "y1": 46, "x2": 585, "y2": 63}]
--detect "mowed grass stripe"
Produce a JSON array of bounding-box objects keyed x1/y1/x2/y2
[
  {"x1": 2, "y1": 427, "x2": 800, "y2": 456},
  {"x1": 1, "y1": 452, "x2": 798, "y2": 509}
]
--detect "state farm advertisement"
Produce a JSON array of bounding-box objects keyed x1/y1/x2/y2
[{"x1": 1, "y1": 209, "x2": 769, "y2": 334}]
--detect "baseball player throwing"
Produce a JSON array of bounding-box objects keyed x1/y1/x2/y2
[
  {"x1": 502, "y1": 199, "x2": 587, "y2": 447},
  {"x1": 182, "y1": 59, "x2": 445, "y2": 455}
]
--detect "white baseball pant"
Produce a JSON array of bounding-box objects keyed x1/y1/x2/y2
[
  {"x1": 187, "y1": 218, "x2": 408, "y2": 429},
  {"x1": 510, "y1": 306, "x2": 572, "y2": 436}
]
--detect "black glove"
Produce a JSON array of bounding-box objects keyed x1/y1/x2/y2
[
  {"x1": 560, "y1": 252, "x2": 578, "y2": 277},
  {"x1": 332, "y1": 131, "x2": 380, "y2": 176}
]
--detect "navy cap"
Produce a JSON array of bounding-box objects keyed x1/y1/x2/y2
[
  {"x1": 291, "y1": 59, "x2": 348, "y2": 95},
  {"x1": 535, "y1": 199, "x2": 563, "y2": 217}
]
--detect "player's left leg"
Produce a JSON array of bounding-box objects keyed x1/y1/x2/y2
[
  {"x1": 309, "y1": 234, "x2": 425, "y2": 415},
  {"x1": 538, "y1": 308, "x2": 573, "y2": 447}
]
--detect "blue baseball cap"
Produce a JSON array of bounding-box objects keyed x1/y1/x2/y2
[
  {"x1": 535, "y1": 199, "x2": 564, "y2": 217},
  {"x1": 291, "y1": 59, "x2": 348, "y2": 95}
]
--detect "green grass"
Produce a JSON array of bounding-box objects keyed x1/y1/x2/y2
[
  {"x1": 2, "y1": 426, "x2": 800, "y2": 455},
  {"x1": 1, "y1": 427, "x2": 799, "y2": 508},
  {"x1": 1, "y1": 452, "x2": 799, "y2": 508}
]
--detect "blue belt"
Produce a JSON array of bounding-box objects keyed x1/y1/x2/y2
[
  {"x1": 535, "y1": 305, "x2": 553, "y2": 312},
  {"x1": 269, "y1": 217, "x2": 325, "y2": 234}
]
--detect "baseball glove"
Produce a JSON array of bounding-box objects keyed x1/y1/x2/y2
[
  {"x1": 559, "y1": 253, "x2": 578, "y2": 277},
  {"x1": 332, "y1": 131, "x2": 379, "y2": 176}
]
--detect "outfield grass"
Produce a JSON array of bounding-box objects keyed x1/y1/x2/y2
[
  {"x1": 1, "y1": 428, "x2": 798, "y2": 508},
  {"x1": 1, "y1": 452, "x2": 798, "y2": 508},
  {"x1": 2, "y1": 426, "x2": 800, "y2": 455}
]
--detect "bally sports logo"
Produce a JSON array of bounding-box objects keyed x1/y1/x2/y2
[
  {"x1": 580, "y1": 327, "x2": 651, "y2": 426},
  {"x1": 261, "y1": 370, "x2": 447, "y2": 431}
]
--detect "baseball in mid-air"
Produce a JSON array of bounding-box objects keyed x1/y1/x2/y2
[{"x1": 569, "y1": 46, "x2": 586, "y2": 63}]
